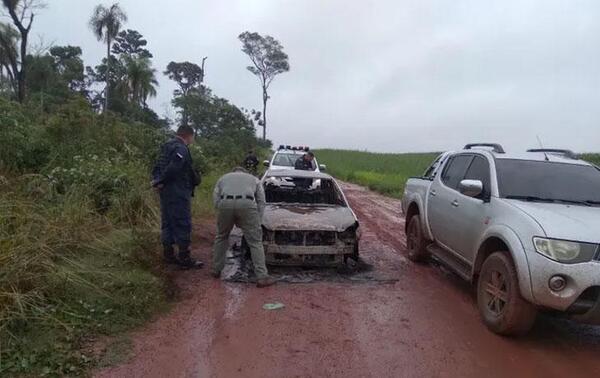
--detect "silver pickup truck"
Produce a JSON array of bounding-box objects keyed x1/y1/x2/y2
[{"x1": 401, "y1": 143, "x2": 600, "y2": 336}]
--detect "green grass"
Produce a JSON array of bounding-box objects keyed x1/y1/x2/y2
[
  {"x1": 314, "y1": 149, "x2": 438, "y2": 197},
  {"x1": 582, "y1": 153, "x2": 600, "y2": 166}
]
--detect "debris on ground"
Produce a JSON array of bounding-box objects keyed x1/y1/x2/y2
[{"x1": 263, "y1": 302, "x2": 285, "y2": 310}]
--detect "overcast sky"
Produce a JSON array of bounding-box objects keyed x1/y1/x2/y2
[{"x1": 35, "y1": 0, "x2": 600, "y2": 153}]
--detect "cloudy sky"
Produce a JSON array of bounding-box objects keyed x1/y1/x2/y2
[{"x1": 35, "y1": 0, "x2": 600, "y2": 153}]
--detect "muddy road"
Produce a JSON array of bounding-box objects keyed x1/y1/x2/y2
[{"x1": 96, "y1": 182, "x2": 600, "y2": 378}]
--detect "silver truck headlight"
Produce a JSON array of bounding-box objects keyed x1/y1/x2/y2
[{"x1": 533, "y1": 237, "x2": 598, "y2": 264}]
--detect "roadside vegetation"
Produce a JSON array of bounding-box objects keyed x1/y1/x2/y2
[
  {"x1": 0, "y1": 1, "x2": 274, "y2": 376},
  {"x1": 314, "y1": 149, "x2": 438, "y2": 197}
]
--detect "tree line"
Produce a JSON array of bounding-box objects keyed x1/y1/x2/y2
[{"x1": 0, "y1": 1, "x2": 290, "y2": 141}]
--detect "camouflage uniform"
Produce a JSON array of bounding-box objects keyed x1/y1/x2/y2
[{"x1": 212, "y1": 171, "x2": 269, "y2": 279}]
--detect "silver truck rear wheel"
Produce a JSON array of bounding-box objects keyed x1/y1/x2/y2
[
  {"x1": 477, "y1": 252, "x2": 537, "y2": 336},
  {"x1": 406, "y1": 216, "x2": 428, "y2": 262}
]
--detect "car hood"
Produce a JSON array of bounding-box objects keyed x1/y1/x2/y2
[
  {"x1": 262, "y1": 204, "x2": 356, "y2": 231},
  {"x1": 507, "y1": 200, "x2": 600, "y2": 243}
]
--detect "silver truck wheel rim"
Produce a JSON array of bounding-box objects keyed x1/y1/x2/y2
[{"x1": 484, "y1": 270, "x2": 508, "y2": 316}]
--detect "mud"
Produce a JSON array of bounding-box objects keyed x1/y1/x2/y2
[{"x1": 95, "y1": 182, "x2": 600, "y2": 378}]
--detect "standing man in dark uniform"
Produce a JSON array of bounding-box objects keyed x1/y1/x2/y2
[
  {"x1": 152, "y1": 125, "x2": 203, "y2": 268},
  {"x1": 242, "y1": 150, "x2": 259, "y2": 176}
]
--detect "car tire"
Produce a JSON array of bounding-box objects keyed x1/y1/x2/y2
[
  {"x1": 477, "y1": 252, "x2": 537, "y2": 336},
  {"x1": 406, "y1": 216, "x2": 429, "y2": 262}
]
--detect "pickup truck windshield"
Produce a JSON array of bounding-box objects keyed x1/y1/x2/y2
[
  {"x1": 272, "y1": 153, "x2": 298, "y2": 166},
  {"x1": 496, "y1": 159, "x2": 600, "y2": 204}
]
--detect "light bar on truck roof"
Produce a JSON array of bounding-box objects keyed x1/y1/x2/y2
[{"x1": 277, "y1": 145, "x2": 311, "y2": 151}]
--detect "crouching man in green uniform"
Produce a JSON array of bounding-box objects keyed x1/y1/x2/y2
[{"x1": 211, "y1": 167, "x2": 276, "y2": 288}]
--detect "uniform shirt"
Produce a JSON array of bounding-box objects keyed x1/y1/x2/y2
[
  {"x1": 152, "y1": 137, "x2": 200, "y2": 198},
  {"x1": 213, "y1": 171, "x2": 266, "y2": 216},
  {"x1": 294, "y1": 156, "x2": 315, "y2": 171}
]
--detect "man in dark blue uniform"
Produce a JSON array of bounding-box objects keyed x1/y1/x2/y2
[
  {"x1": 294, "y1": 151, "x2": 316, "y2": 171},
  {"x1": 294, "y1": 151, "x2": 316, "y2": 188},
  {"x1": 151, "y1": 126, "x2": 203, "y2": 268}
]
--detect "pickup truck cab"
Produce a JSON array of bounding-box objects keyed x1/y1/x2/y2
[{"x1": 402, "y1": 144, "x2": 600, "y2": 335}]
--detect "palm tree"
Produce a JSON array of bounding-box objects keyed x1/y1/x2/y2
[
  {"x1": 123, "y1": 56, "x2": 158, "y2": 107},
  {"x1": 88, "y1": 3, "x2": 127, "y2": 112}
]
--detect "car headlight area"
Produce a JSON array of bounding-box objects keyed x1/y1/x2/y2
[{"x1": 533, "y1": 237, "x2": 599, "y2": 264}]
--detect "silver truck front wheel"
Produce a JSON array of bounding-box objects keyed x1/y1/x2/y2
[{"x1": 477, "y1": 252, "x2": 537, "y2": 336}]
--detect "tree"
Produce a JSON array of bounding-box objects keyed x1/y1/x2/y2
[
  {"x1": 0, "y1": 22, "x2": 19, "y2": 95},
  {"x1": 112, "y1": 29, "x2": 152, "y2": 59},
  {"x1": 123, "y1": 56, "x2": 157, "y2": 107},
  {"x1": 88, "y1": 3, "x2": 127, "y2": 113},
  {"x1": 238, "y1": 31, "x2": 289, "y2": 140},
  {"x1": 164, "y1": 61, "x2": 205, "y2": 126},
  {"x1": 50, "y1": 45, "x2": 85, "y2": 92},
  {"x1": 1, "y1": 0, "x2": 45, "y2": 102}
]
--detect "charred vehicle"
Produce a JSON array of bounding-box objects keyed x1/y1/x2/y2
[{"x1": 261, "y1": 169, "x2": 360, "y2": 266}]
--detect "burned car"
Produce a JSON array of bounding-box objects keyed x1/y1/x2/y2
[{"x1": 260, "y1": 169, "x2": 360, "y2": 267}]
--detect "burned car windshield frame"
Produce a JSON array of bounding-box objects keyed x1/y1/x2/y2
[
  {"x1": 496, "y1": 159, "x2": 600, "y2": 203},
  {"x1": 263, "y1": 176, "x2": 348, "y2": 206}
]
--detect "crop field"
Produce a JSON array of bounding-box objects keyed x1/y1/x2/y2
[
  {"x1": 315, "y1": 150, "x2": 600, "y2": 198},
  {"x1": 314, "y1": 150, "x2": 438, "y2": 197}
]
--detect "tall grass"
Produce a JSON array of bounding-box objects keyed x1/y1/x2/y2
[
  {"x1": 314, "y1": 149, "x2": 438, "y2": 197},
  {"x1": 0, "y1": 176, "x2": 166, "y2": 376}
]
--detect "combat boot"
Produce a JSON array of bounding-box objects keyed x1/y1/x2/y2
[
  {"x1": 256, "y1": 276, "x2": 276, "y2": 288},
  {"x1": 163, "y1": 244, "x2": 178, "y2": 265},
  {"x1": 177, "y1": 248, "x2": 204, "y2": 269}
]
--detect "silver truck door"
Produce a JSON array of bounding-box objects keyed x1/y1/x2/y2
[
  {"x1": 427, "y1": 154, "x2": 473, "y2": 250},
  {"x1": 449, "y1": 155, "x2": 493, "y2": 262}
]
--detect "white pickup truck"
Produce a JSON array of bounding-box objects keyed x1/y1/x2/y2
[{"x1": 401, "y1": 143, "x2": 600, "y2": 336}]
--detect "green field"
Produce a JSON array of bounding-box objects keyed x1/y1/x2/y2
[
  {"x1": 314, "y1": 149, "x2": 438, "y2": 197},
  {"x1": 315, "y1": 150, "x2": 600, "y2": 198}
]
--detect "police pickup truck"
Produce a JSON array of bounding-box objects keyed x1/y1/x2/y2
[{"x1": 401, "y1": 143, "x2": 600, "y2": 336}]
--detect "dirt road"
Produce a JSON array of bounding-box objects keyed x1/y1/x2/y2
[{"x1": 96, "y1": 182, "x2": 600, "y2": 378}]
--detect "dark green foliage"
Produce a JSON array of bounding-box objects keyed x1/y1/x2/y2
[{"x1": 112, "y1": 29, "x2": 153, "y2": 59}]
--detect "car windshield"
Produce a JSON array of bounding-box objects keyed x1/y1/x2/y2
[
  {"x1": 264, "y1": 177, "x2": 346, "y2": 206},
  {"x1": 496, "y1": 159, "x2": 600, "y2": 204},
  {"x1": 272, "y1": 153, "x2": 300, "y2": 167}
]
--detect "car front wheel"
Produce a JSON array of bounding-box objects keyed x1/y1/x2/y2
[{"x1": 477, "y1": 251, "x2": 537, "y2": 336}]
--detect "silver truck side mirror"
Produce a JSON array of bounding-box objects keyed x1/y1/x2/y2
[
  {"x1": 459, "y1": 179, "x2": 483, "y2": 198},
  {"x1": 319, "y1": 164, "x2": 327, "y2": 171},
  {"x1": 263, "y1": 160, "x2": 270, "y2": 167}
]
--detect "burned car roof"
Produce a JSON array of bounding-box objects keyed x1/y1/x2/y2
[{"x1": 263, "y1": 169, "x2": 333, "y2": 180}]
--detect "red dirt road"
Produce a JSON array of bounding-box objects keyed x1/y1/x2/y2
[{"x1": 96, "y1": 182, "x2": 600, "y2": 378}]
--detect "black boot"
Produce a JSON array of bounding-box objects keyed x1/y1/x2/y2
[
  {"x1": 163, "y1": 244, "x2": 178, "y2": 264},
  {"x1": 177, "y1": 247, "x2": 204, "y2": 269}
]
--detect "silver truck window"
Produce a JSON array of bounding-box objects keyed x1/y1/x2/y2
[
  {"x1": 464, "y1": 156, "x2": 491, "y2": 197},
  {"x1": 441, "y1": 155, "x2": 473, "y2": 190},
  {"x1": 422, "y1": 154, "x2": 444, "y2": 179}
]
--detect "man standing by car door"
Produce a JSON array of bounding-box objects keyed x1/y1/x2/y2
[
  {"x1": 151, "y1": 125, "x2": 203, "y2": 269},
  {"x1": 211, "y1": 167, "x2": 276, "y2": 288}
]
